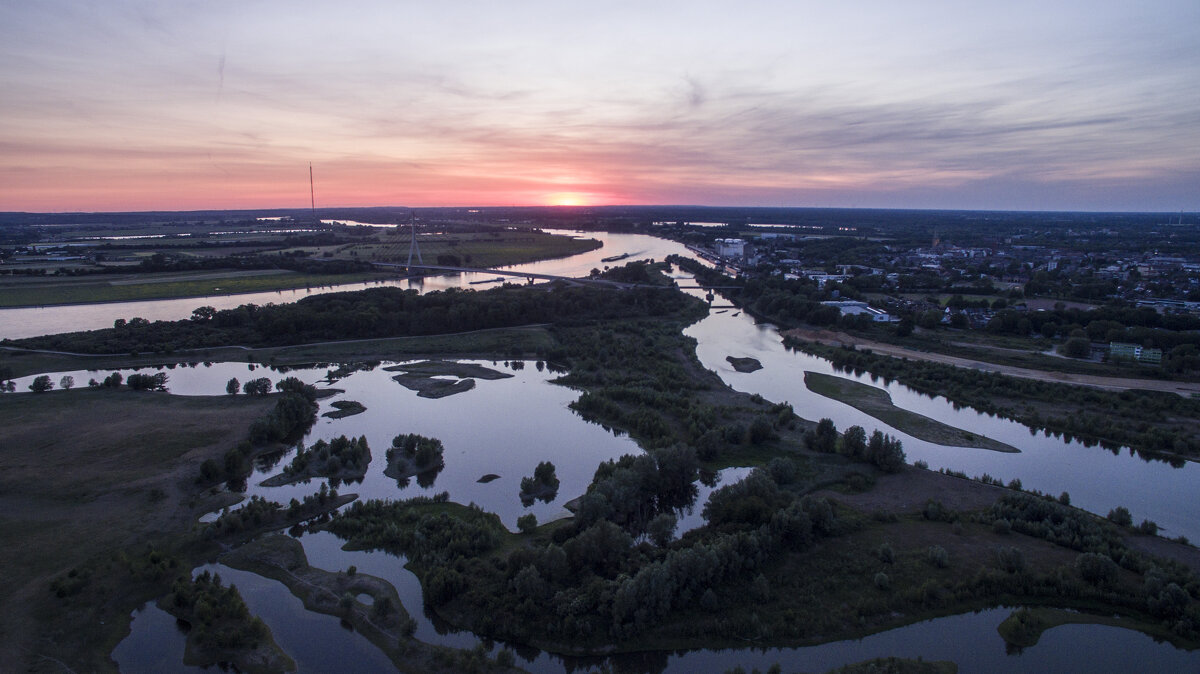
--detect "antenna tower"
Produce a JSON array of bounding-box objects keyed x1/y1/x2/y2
[{"x1": 309, "y1": 163, "x2": 316, "y2": 218}]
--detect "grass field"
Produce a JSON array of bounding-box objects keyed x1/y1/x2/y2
[
  {"x1": 804, "y1": 371, "x2": 1020, "y2": 452},
  {"x1": 0, "y1": 270, "x2": 393, "y2": 307},
  {"x1": 0, "y1": 388, "x2": 276, "y2": 672},
  {"x1": 320, "y1": 229, "x2": 600, "y2": 268}
]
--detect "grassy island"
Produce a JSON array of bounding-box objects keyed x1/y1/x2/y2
[
  {"x1": 804, "y1": 372, "x2": 1020, "y2": 453},
  {"x1": 384, "y1": 434, "x2": 446, "y2": 486},
  {"x1": 262, "y1": 435, "x2": 371, "y2": 487}
]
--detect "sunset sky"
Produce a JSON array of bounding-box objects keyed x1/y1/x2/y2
[{"x1": 2, "y1": 1, "x2": 1198, "y2": 212}]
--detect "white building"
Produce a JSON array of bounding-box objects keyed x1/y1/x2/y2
[
  {"x1": 820, "y1": 300, "x2": 897, "y2": 322},
  {"x1": 714, "y1": 238, "x2": 745, "y2": 259}
]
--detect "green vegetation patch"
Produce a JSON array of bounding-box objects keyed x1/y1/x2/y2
[
  {"x1": 160, "y1": 570, "x2": 295, "y2": 673},
  {"x1": 804, "y1": 372, "x2": 1020, "y2": 453},
  {"x1": 384, "y1": 434, "x2": 446, "y2": 487},
  {"x1": 322, "y1": 400, "x2": 366, "y2": 418},
  {"x1": 261, "y1": 435, "x2": 371, "y2": 487}
]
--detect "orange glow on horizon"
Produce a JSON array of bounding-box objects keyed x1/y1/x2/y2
[{"x1": 547, "y1": 193, "x2": 587, "y2": 207}]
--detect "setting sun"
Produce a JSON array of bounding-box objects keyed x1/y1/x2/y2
[{"x1": 547, "y1": 193, "x2": 587, "y2": 207}]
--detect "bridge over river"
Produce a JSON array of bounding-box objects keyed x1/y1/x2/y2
[
  {"x1": 374, "y1": 262, "x2": 742, "y2": 293},
  {"x1": 375, "y1": 262, "x2": 642, "y2": 289}
]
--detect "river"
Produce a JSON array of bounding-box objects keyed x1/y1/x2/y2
[{"x1": 4, "y1": 230, "x2": 1198, "y2": 671}]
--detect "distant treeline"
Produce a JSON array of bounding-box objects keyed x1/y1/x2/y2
[
  {"x1": 10, "y1": 266, "x2": 702, "y2": 354},
  {"x1": 146, "y1": 250, "x2": 371, "y2": 275}
]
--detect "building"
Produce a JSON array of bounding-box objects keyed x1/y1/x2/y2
[
  {"x1": 714, "y1": 238, "x2": 746, "y2": 259},
  {"x1": 820, "y1": 300, "x2": 897, "y2": 322},
  {"x1": 1108, "y1": 342, "x2": 1163, "y2": 365}
]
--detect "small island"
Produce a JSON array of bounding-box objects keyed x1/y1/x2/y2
[
  {"x1": 321, "y1": 400, "x2": 366, "y2": 419},
  {"x1": 384, "y1": 433, "x2": 446, "y2": 483},
  {"x1": 159, "y1": 570, "x2": 295, "y2": 674},
  {"x1": 261, "y1": 435, "x2": 371, "y2": 487},
  {"x1": 726, "y1": 356, "x2": 763, "y2": 373},
  {"x1": 519, "y1": 460, "x2": 560, "y2": 505},
  {"x1": 386, "y1": 360, "x2": 512, "y2": 398}
]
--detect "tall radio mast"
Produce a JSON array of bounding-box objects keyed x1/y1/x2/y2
[{"x1": 309, "y1": 163, "x2": 316, "y2": 218}]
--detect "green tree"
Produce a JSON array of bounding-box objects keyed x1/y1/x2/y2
[
  {"x1": 191, "y1": 306, "x2": 217, "y2": 322},
  {"x1": 1061, "y1": 337, "x2": 1091, "y2": 359},
  {"x1": 28, "y1": 375, "x2": 53, "y2": 393},
  {"x1": 806, "y1": 418, "x2": 838, "y2": 453},
  {"x1": 226, "y1": 377, "x2": 240, "y2": 395},
  {"x1": 517, "y1": 513, "x2": 537, "y2": 534},
  {"x1": 839, "y1": 425, "x2": 867, "y2": 459},
  {"x1": 917, "y1": 309, "x2": 942, "y2": 329},
  {"x1": 59, "y1": 375, "x2": 74, "y2": 390},
  {"x1": 243, "y1": 378, "x2": 271, "y2": 395},
  {"x1": 646, "y1": 512, "x2": 677, "y2": 547}
]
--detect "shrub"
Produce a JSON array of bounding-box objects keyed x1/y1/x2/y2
[
  {"x1": 996, "y1": 546, "x2": 1025, "y2": 573},
  {"x1": 927, "y1": 545, "x2": 949, "y2": 568},
  {"x1": 517, "y1": 513, "x2": 538, "y2": 534},
  {"x1": 1076, "y1": 553, "x2": 1119, "y2": 587},
  {"x1": 874, "y1": 572, "x2": 890, "y2": 591},
  {"x1": 877, "y1": 543, "x2": 894, "y2": 564},
  {"x1": 1107, "y1": 506, "x2": 1133, "y2": 527}
]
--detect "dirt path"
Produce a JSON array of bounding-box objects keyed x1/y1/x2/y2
[{"x1": 783, "y1": 327, "x2": 1200, "y2": 396}]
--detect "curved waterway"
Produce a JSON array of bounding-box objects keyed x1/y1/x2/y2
[{"x1": 7, "y1": 231, "x2": 1198, "y2": 671}]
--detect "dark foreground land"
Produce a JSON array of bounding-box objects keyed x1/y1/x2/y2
[{"x1": 0, "y1": 389, "x2": 275, "y2": 671}]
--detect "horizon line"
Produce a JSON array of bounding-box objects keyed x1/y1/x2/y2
[{"x1": 1, "y1": 204, "x2": 1196, "y2": 218}]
